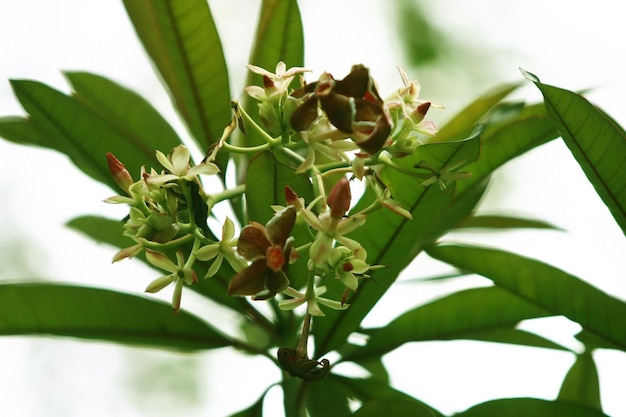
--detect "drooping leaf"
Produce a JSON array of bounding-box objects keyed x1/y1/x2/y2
[
  {"x1": 65, "y1": 71, "x2": 182, "y2": 155},
  {"x1": 313, "y1": 129, "x2": 482, "y2": 357},
  {"x1": 123, "y1": 0, "x2": 231, "y2": 153},
  {"x1": 0, "y1": 283, "x2": 230, "y2": 351},
  {"x1": 558, "y1": 351, "x2": 602, "y2": 410},
  {"x1": 455, "y1": 398, "x2": 608, "y2": 417},
  {"x1": 434, "y1": 83, "x2": 519, "y2": 142},
  {"x1": 3, "y1": 80, "x2": 167, "y2": 191},
  {"x1": 456, "y1": 214, "x2": 562, "y2": 230},
  {"x1": 524, "y1": 69, "x2": 626, "y2": 234},
  {"x1": 343, "y1": 286, "x2": 557, "y2": 363},
  {"x1": 427, "y1": 244, "x2": 626, "y2": 351}
]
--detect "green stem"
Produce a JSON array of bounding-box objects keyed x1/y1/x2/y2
[{"x1": 233, "y1": 100, "x2": 281, "y2": 147}]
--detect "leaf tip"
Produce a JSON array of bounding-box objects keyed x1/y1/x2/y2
[{"x1": 519, "y1": 68, "x2": 540, "y2": 83}]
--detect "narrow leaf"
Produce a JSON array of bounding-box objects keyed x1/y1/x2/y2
[
  {"x1": 525, "y1": 70, "x2": 626, "y2": 234},
  {"x1": 123, "y1": 0, "x2": 231, "y2": 151},
  {"x1": 7, "y1": 80, "x2": 166, "y2": 191},
  {"x1": 314, "y1": 130, "x2": 482, "y2": 356},
  {"x1": 307, "y1": 377, "x2": 352, "y2": 417},
  {"x1": 435, "y1": 83, "x2": 519, "y2": 142},
  {"x1": 456, "y1": 398, "x2": 608, "y2": 417},
  {"x1": 65, "y1": 72, "x2": 182, "y2": 155},
  {"x1": 343, "y1": 286, "x2": 555, "y2": 362},
  {"x1": 427, "y1": 244, "x2": 626, "y2": 351},
  {"x1": 558, "y1": 351, "x2": 602, "y2": 410},
  {"x1": 456, "y1": 214, "x2": 562, "y2": 230},
  {"x1": 0, "y1": 283, "x2": 230, "y2": 350}
]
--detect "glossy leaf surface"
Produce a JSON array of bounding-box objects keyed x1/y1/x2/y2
[
  {"x1": 343, "y1": 286, "x2": 557, "y2": 362},
  {"x1": 427, "y1": 244, "x2": 626, "y2": 351},
  {"x1": 123, "y1": 0, "x2": 231, "y2": 151},
  {"x1": 0, "y1": 283, "x2": 230, "y2": 351},
  {"x1": 525, "y1": 70, "x2": 626, "y2": 234}
]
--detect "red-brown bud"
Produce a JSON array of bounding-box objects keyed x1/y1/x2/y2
[
  {"x1": 327, "y1": 177, "x2": 351, "y2": 219},
  {"x1": 106, "y1": 152, "x2": 133, "y2": 194}
]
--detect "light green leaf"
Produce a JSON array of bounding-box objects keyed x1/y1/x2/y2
[
  {"x1": 0, "y1": 283, "x2": 230, "y2": 351},
  {"x1": 455, "y1": 398, "x2": 608, "y2": 417},
  {"x1": 558, "y1": 351, "x2": 602, "y2": 410},
  {"x1": 456, "y1": 214, "x2": 562, "y2": 230},
  {"x1": 427, "y1": 244, "x2": 626, "y2": 351},
  {"x1": 65, "y1": 72, "x2": 182, "y2": 155},
  {"x1": 525, "y1": 70, "x2": 626, "y2": 234},
  {"x1": 343, "y1": 286, "x2": 557, "y2": 362},
  {"x1": 435, "y1": 83, "x2": 519, "y2": 142},
  {"x1": 123, "y1": 0, "x2": 231, "y2": 152}
]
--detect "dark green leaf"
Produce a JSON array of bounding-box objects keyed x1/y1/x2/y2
[
  {"x1": 435, "y1": 83, "x2": 519, "y2": 142},
  {"x1": 0, "y1": 283, "x2": 230, "y2": 350},
  {"x1": 307, "y1": 377, "x2": 352, "y2": 417},
  {"x1": 6, "y1": 80, "x2": 166, "y2": 191},
  {"x1": 455, "y1": 398, "x2": 608, "y2": 417},
  {"x1": 330, "y1": 375, "x2": 444, "y2": 417},
  {"x1": 427, "y1": 244, "x2": 626, "y2": 351},
  {"x1": 343, "y1": 286, "x2": 556, "y2": 362},
  {"x1": 456, "y1": 214, "x2": 562, "y2": 230},
  {"x1": 123, "y1": 0, "x2": 231, "y2": 152},
  {"x1": 353, "y1": 400, "x2": 435, "y2": 417},
  {"x1": 558, "y1": 351, "x2": 602, "y2": 410},
  {"x1": 314, "y1": 130, "x2": 482, "y2": 357},
  {"x1": 525, "y1": 70, "x2": 626, "y2": 234},
  {"x1": 65, "y1": 72, "x2": 182, "y2": 155}
]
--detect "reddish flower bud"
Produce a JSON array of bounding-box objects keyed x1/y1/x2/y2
[
  {"x1": 106, "y1": 152, "x2": 133, "y2": 193},
  {"x1": 327, "y1": 177, "x2": 351, "y2": 219}
]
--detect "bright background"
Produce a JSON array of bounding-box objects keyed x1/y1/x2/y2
[{"x1": 1, "y1": 1, "x2": 625, "y2": 416}]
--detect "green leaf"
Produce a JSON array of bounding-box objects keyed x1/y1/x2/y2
[
  {"x1": 66, "y1": 215, "x2": 251, "y2": 315},
  {"x1": 558, "y1": 351, "x2": 602, "y2": 410},
  {"x1": 0, "y1": 283, "x2": 230, "y2": 351},
  {"x1": 353, "y1": 400, "x2": 435, "y2": 417},
  {"x1": 525, "y1": 70, "x2": 626, "y2": 234},
  {"x1": 330, "y1": 375, "x2": 444, "y2": 417},
  {"x1": 427, "y1": 244, "x2": 626, "y2": 351},
  {"x1": 65, "y1": 72, "x2": 182, "y2": 155},
  {"x1": 456, "y1": 214, "x2": 562, "y2": 230},
  {"x1": 455, "y1": 398, "x2": 608, "y2": 417},
  {"x1": 5, "y1": 80, "x2": 166, "y2": 191},
  {"x1": 123, "y1": 0, "x2": 231, "y2": 152},
  {"x1": 435, "y1": 83, "x2": 519, "y2": 142},
  {"x1": 244, "y1": 151, "x2": 313, "y2": 289},
  {"x1": 343, "y1": 286, "x2": 556, "y2": 362},
  {"x1": 246, "y1": 0, "x2": 304, "y2": 89},
  {"x1": 313, "y1": 130, "x2": 482, "y2": 357},
  {"x1": 307, "y1": 377, "x2": 352, "y2": 417}
]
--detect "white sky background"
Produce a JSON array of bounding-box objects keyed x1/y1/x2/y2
[{"x1": 0, "y1": 1, "x2": 625, "y2": 416}]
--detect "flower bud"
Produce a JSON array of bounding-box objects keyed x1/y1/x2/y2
[
  {"x1": 106, "y1": 152, "x2": 133, "y2": 194},
  {"x1": 327, "y1": 177, "x2": 351, "y2": 219}
]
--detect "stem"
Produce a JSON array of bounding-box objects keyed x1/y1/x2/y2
[{"x1": 233, "y1": 101, "x2": 281, "y2": 147}]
